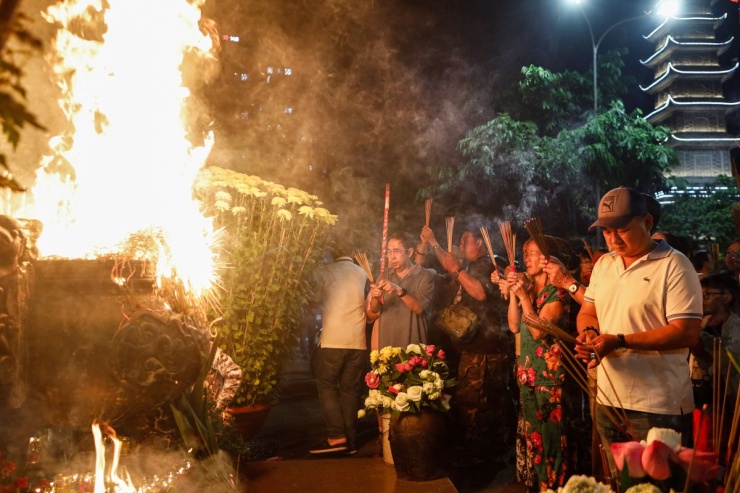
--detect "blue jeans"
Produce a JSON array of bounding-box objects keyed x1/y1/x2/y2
[
  {"x1": 314, "y1": 347, "x2": 367, "y2": 448},
  {"x1": 595, "y1": 404, "x2": 692, "y2": 476}
]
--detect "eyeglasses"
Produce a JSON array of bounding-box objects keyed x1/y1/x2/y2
[
  {"x1": 387, "y1": 249, "x2": 409, "y2": 256},
  {"x1": 702, "y1": 291, "x2": 725, "y2": 299}
]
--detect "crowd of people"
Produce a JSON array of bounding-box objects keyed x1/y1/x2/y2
[{"x1": 305, "y1": 186, "x2": 739, "y2": 492}]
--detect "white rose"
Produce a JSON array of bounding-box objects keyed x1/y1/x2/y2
[
  {"x1": 422, "y1": 382, "x2": 435, "y2": 395},
  {"x1": 394, "y1": 392, "x2": 411, "y2": 412},
  {"x1": 419, "y1": 369, "x2": 430, "y2": 379},
  {"x1": 406, "y1": 344, "x2": 422, "y2": 355},
  {"x1": 381, "y1": 395, "x2": 393, "y2": 409},
  {"x1": 440, "y1": 393, "x2": 451, "y2": 411},
  {"x1": 646, "y1": 427, "x2": 681, "y2": 452},
  {"x1": 406, "y1": 386, "x2": 424, "y2": 402},
  {"x1": 434, "y1": 378, "x2": 444, "y2": 390},
  {"x1": 428, "y1": 391, "x2": 441, "y2": 400}
]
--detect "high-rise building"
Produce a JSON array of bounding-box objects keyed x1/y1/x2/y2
[{"x1": 641, "y1": 0, "x2": 740, "y2": 193}]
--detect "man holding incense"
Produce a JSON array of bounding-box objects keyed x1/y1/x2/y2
[
  {"x1": 366, "y1": 231, "x2": 436, "y2": 348},
  {"x1": 575, "y1": 187, "x2": 702, "y2": 454},
  {"x1": 421, "y1": 224, "x2": 515, "y2": 469}
]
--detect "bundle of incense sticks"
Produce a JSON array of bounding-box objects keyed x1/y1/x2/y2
[
  {"x1": 582, "y1": 239, "x2": 594, "y2": 262},
  {"x1": 522, "y1": 312, "x2": 635, "y2": 439},
  {"x1": 479, "y1": 226, "x2": 501, "y2": 275},
  {"x1": 353, "y1": 251, "x2": 374, "y2": 283},
  {"x1": 446, "y1": 216, "x2": 455, "y2": 253},
  {"x1": 498, "y1": 221, "x2": 516, "y2": 269},
  {"x1": 733, "y1": 204, "x2": 740, "y2": 238},
  {"x1": 709, "y1": 243, "x2": 721, "y2": 274},
  {"x1": 524, "y1": 216, "x2": 550, "y2": 259},
  {"x1": 521, "y1": 313, "x2": 575, "y2": 344},
  {"x1": 425, "y1": 199, "x2": 432, "y2": 228}
]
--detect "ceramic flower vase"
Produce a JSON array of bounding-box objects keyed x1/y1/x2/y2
[
  {"x1": 389, "y1": 408, "x2": 450, "y2": 481},
  {"x1": 381, "y1": 411, "x2": 394, "y2": 465}
]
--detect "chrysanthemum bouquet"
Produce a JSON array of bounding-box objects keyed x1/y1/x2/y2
[{"x1": 360, "y1": 343, "x2": 457, "y2": 416}]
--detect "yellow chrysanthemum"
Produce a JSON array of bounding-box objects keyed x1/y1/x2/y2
[
  {"x1": 369, "y1": 350, "x2": 379, "y2": 365},
  {"x1": 298, "y1": 206, "x2": 314, "y2": 218},
  {"x1": 271, "y1": 197, "x2": 287, "y2": 208},
  {"x1": 277, "y1": 209, "x2": 292, "y2": 222}
]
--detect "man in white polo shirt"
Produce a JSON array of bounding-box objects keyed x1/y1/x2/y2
[{"x1": 574, "y1": 187, "x2": 702, "y2": 453}]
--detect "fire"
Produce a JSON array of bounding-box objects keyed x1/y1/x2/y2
[
  {"x1": 11, "y1": 0, "x2": 219, "y2": 296},
  {"x1": 92, "y1": 422, "x2": 135, "y2": 493}
]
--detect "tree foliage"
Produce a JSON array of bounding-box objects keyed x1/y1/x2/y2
[
  {"x1": 659, "y1": 176, "x2": 739, "y2": 248},
  {"x1": 426, "y1": 53, "x2": 675, "y2": 237},
  {"x1": 0, "y1": 10, "x2": 44, "y2": 190}
]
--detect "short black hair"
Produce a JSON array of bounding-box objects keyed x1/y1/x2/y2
[
  {"x1": 388, "y1": 231, "x2": 417, "y2": 250},
  {"x1": 701, "y1": 272, "x2": 739, "y2": 305}
]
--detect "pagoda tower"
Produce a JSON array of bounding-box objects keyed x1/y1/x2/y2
[{"x1": 641, "y1": 0, "x2": 740, "y2": 187}]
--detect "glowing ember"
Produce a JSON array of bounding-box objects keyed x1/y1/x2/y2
[{"x1": 11, "y1": 0, "x2": 218, "y2": 296}]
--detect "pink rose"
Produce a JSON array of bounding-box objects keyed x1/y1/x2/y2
[
  {"x1": 388, "y1": 385, "x2": 400, "y2": 395},
  {"x1": 395, "y1": 363, "x2": 407, "y2": 373},
  {"x1": 404, "y1": 363, "x2": 414, "y2": 372},
  {"x1": 425, "y1": 345, "x2": 435, "y2": 355},
  {"x1": 364, "y1": 372, "x2": 380, "y2": 389},
  {"x1": 437, "y1": 350, "x2": 446, "y2": 359},
  {"x1": 421, "y1": 359, "x2": 428, "y2": 367},
  {"x1": 675, "y1": 447, "x2": 720, "y2": 482}
]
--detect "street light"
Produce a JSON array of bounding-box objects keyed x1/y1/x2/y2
[{"x1": 566, "y1": 0, "x2": 676, "y2": 112}]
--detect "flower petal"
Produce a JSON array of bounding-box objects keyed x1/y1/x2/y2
[
  {"x1": 610, "y1": 441, "x2": 647, "y2": 478},
  {"x1": 675, "y1": 447, "x2": 721, "y2": 483},
  {"x1": 641, "y1": 440, "x2": 675, "y2": 481}
]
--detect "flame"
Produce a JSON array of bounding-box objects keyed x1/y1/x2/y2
[
  {"x1": 92, "y1": 422, "x2": 135, "y2": 493},
  {"x1": 12, "y1": 0, "x2": 218, "y2": 296}
]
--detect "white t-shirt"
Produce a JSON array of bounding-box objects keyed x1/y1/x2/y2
[{"x1": 584, "y1": 240, "x2": 702, "y2": 415}]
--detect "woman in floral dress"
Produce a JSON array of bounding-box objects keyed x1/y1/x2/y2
[{"x1": 505, "y1": 237, "x2": 570, "y2": 491}]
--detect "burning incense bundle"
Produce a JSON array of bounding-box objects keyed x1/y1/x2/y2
[
  {"x1": 425, "y1": 199, "x2": 432, "y2": 228},
  {"x1": 379, "y1": 184, "x2": 390, "y2": 278},
  {"x1": 480, "y1": 226, "x2": 501, "y2": 275},
  {"x1": 498, "y1": 221, "x2": 516, "y2": 268},
  {"x1": 446, "y1": 216, "x2": 455, "y2": 253},
  {"x1": 582, "y1": 239, "x2": 594, "y2": 262},
  {"x1": 353, "y1": 252, "x2": 374, "y2": 283},
  {"x1": 524, "y1": 216, "x2": 549, "y2": 259}
]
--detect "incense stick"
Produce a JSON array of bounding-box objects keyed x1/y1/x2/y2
[
  {"x1": 353, "y1": 251, "x2": 374, "y2": 283},
  {"x1": 446, "y1": 216, "x2": 455, "y2": 253},
  {"x1": 582, "y1": 239, "x2": 594, "y2": 262},
  {"x1": 498, "y1": 221, "x2": 517, "y2": 269},
  {"x1": 379, "y1": 184, "x2": 390, "y2": 279},
  {"x1": 480, "y1": 226, "x2": 501, "y2": 275},
  {"x1": 522, "y1": 313, "x2": 576, "y2": 344},
  {"x1": 524, "y1": 216, "x2": 550, "y2": 259},
  {"x1": 425, "y1": 199, "x2": 432, "y2": 228}
]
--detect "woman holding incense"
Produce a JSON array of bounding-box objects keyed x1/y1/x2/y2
[{"x1": 505, "y1": 235, "x2": 570, "y2": 492}]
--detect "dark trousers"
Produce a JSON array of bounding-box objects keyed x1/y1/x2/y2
[{"x1": 314, "y1": 347, "x2": 366, "y2": 447}]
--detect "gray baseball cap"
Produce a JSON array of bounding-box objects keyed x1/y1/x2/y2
[{"x1": 589, "y1": 187, "x2": 648, "y2": 231}]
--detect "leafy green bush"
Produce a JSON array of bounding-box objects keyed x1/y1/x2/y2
[{"x1": 194, "y1": 166, "x2": 336, "y2": 405}]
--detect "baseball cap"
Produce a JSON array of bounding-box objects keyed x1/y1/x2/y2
[{"x1": 588, "y1": 186, "x2": 648, "y2": 231}]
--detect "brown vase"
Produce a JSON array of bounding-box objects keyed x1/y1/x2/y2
[
  {"x1": 229, "y1": 403, "x2": 273, "y2": 441},
  {"x1": 389, "y1": 407, "x2": 451, "y2": 481}
]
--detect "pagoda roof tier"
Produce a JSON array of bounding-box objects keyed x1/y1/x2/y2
[
  {"x1": 639, "y1": 62, "x2": 739, "y2": 93},
  {"x1": 644, "y1": 95, "x2": 740, "y2": 122},
  {"x1": 668, "y1": 132, "x2": 740, "y2": 147},
  {"x1": 644, "y1": 13, "x2": 727, "y2": 41},
  {"x1": 640, "y1": 35, "x2": 733, "y2": 67}
]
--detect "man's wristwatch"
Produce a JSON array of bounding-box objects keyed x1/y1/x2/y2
[
  {"x1": 616, "y1": 333, "x2": 627, "y2": 350},
  {"x1": 398, "y1": 288, "x2": 408, "y2": 298},
  {"x1": 567, "y1": 280, "x2": 580, "y2": 294}
]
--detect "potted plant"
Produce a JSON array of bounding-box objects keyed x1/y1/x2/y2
[
  {"x1": 193, "y1": 166, "x2": 336, "y2": 437},
  {"x1": 360, "y1": 343, "x2": 457, "y2": 480}
]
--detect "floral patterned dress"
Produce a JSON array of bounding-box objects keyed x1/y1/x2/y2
[{"x1": 516, "y1": 284, "x2": 569, "y2": 491}]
